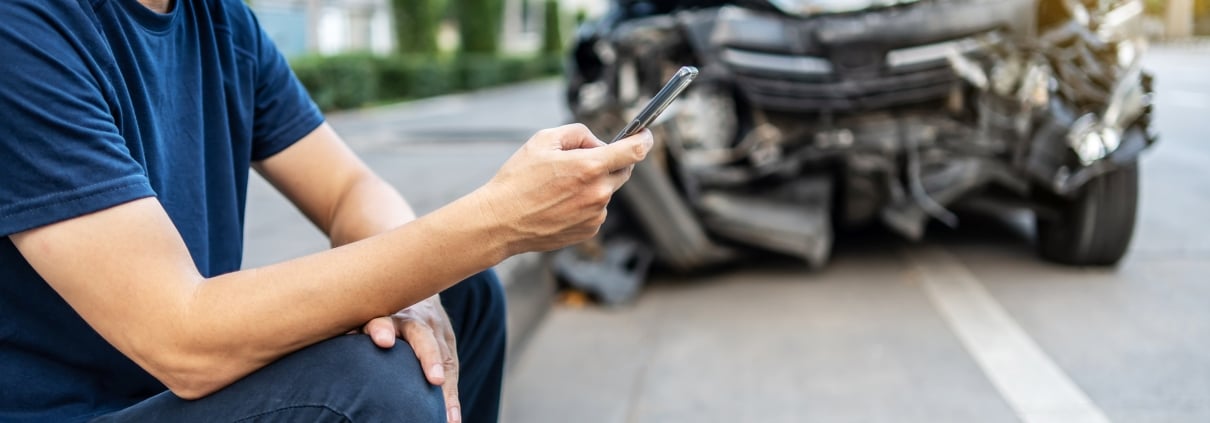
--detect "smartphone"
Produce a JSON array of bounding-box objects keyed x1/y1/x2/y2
[{"x1": 610, "y1": 66, "x2": 699, "y2": 143}]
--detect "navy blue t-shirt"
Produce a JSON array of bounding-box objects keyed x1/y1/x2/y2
[{"x1": 0, "y1": 0, "x2": 324, "y2": 420}]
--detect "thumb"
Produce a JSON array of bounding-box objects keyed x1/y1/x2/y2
[
  {"x1": 362, "y1": 317, "x2": 397, "y2": 349},
  {"x1": 543, "y1": 123, "x2": 603, "y2": 151},
  {"x1": 594, "y1": 129, "x2": 654, "y2": 171}
]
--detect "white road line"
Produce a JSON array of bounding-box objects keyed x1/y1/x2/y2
[{"x1": 904, "y1": 246, "x2": 1111, "y2": 423}]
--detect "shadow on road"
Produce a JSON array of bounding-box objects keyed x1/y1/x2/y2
[{"x1": 643, "y1": 208, "x2": 1043, "y2": 290}]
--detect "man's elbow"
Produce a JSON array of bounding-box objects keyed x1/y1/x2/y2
[
  {"x1": 136, "y1": 341, "x2": 248, "y2": 400},
  {"x1": 163, "y1": 376, "x2": 223, "y2": 401}
]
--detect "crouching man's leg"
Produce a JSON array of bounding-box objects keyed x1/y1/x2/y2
[
  {"x1": 94, "y1": 269, "x2": 506, "y2": 423},
  {"x1": 440, "y1": 269, "x2": 507, "y2": 423},
  {"x1": 93, "y1": 335, "x2": 444, "y2": 422}
]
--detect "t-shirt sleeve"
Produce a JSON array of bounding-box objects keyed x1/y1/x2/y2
[
  {"x1": 0, "y1": 4, "x2": 155, "y2": 237},
  {"x1": 248, "y1": 13, "x2": 325, "y2": 161}
]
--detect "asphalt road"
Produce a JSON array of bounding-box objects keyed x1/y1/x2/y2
[
  {"x1": 239, "y1": 45, "x2": 1210, "y2": 422},
  {"x1": 501, "y1": 44, "x2": 1210, "y2": 423}
]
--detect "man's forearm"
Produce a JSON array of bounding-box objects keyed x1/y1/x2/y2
[
  {"x1": 174, "y1": 130, "x2": 437, "y2": 397},
  {"x1": 178, "y1": 190, "x2": 507, "y2": 397},
  {"x1": 326, "y1": 172, "x2": 417, "y2": 248},
  {"x1": 12, "y1": 191, "x2": 508, "y2": 399}
]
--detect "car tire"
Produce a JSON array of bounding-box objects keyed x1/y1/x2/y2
[{"x1": 1036, "y1": 162, "x2": 1140, "y2": 266}]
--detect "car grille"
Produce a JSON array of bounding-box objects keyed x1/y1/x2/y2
[{"x1": 722, "y1": 37, "x2": 980, "y2": 113}]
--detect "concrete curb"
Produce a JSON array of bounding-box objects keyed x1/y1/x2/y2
[
  {"x1": 324, "y1": 78, "x2": 564, "y2": 123},
  {"x1": 495, "y1": 252, "x2": 557, "y2": 364}
]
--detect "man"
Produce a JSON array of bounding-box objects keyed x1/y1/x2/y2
[{"x1": 0, "y1": 0, "x2": 652, "y2": 422}]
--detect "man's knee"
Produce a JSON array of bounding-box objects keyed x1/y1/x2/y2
[{"x1": 284, "y1": 335, "x2": 444, "y2": 422}]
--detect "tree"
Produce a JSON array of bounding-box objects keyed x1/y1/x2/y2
[
  {"x1": 392, "y1": 0, "x2": 439, "y2": 54},
  {"x1": 541, "y1": 0, "x2": 563, "y2": 55},
  {"x1": 456, "y1": 0, "x2": 503, "y2": 54}
]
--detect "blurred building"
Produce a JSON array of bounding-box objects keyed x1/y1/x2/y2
[
  {"x1": 250, "y1": 0, "x2": 607, "y2": 58},
  {"x1": 502, "y1": 0, "x2": 607, "y2": 52},
  {"x1": 250, "y1": 0, "x2": 391, "y2": 56}
]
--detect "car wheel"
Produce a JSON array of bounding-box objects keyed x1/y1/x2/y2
[{"x1": 1036, "y1": 162, "x2": 1139, "y2": 266}]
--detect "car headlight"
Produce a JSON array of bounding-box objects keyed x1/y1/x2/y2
[{"x1": 767, "y1": 0, "x2": 922, "y2": 16}]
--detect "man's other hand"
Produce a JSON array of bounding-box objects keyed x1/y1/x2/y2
[
  {"x1": 477, "y1": 123, "x2": 653, "y2": 254},
  {"x1": 360, "y1": 297, "x2": 461, "y2": 423}
]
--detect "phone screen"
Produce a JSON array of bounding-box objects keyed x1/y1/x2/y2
[{"x1": 610, "y1": 66, "x2": 699, "y2": 143}]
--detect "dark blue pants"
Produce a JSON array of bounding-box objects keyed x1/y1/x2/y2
[{"x1": 94, "y1": 270, "x2": 507, "y2": 423}]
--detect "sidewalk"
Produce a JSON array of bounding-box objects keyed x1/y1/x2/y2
[{"x1": 325, "y1": 78, "x2": 571, "y2": 150}]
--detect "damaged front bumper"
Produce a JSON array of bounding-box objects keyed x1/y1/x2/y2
[{"x1": 679, "y1": 0, "x2": 1034, "y2": 113}]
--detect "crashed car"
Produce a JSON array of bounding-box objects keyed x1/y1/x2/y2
[{"x1": 558, "y1": 0, "x2": 1156, "y2": 303}]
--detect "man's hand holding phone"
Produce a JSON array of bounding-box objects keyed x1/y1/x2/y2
[
  {"x1": 475, "y1": 124, "x2": 652, "y2": 255},
  {"x1": 473, "y1": 66, "x2": 696, "y2": 256}
]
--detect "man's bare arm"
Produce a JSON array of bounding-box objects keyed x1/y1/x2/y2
[
  {"x1": 251, "y1": 123, "x2": 417, "y2": 247},
  {"x1": 11, "y1": 124, "x2": 652, "y2": 400},
  {"x1": 254, "y1": 123, "x2": 462, "y2": 421}
]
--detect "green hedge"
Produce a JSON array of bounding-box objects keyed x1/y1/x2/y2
[
  {"x1": 290, "y1": 54, "x2": 379, "y2": 111},
  {"x1": 291, "y1": 54, "x2": 564, "y2": 111}
]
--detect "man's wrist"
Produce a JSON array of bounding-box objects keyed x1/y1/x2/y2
[{"x1": 466, "y1": 186, "x2": 520, "y2": 262}]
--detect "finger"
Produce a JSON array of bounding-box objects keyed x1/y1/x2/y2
[
  {"x1": 579, "y1": 135, "x2": 607, "y2": 150},
  {"x1": 434, "y1": 302, "x2": 459, "y2": 350},
  {"x1": 592, "y1": 129, "x2": 653, "y2": 171},
  {"x1": 443, "y1": 322, "x2": 458, "y2": 353},
  {"x1": 402, "y1": 319, "x2": 447, "y2": 386},
  {"x1": 606, "y1": 164, "x2": 635, "y2": 192},
  {"x1": 362, "y1": 317, "x2": 397, "y2": 349},
  {"x1": 539, "y1": 123, "x2": 603, "y2": 151},
  {"x1": 439, "y1": 337, "x2": 462, "y2": 423}
]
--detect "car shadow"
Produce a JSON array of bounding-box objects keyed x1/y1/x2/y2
[{"x1": 644, "y1": 208, "x2": 1043, "y2": 289}]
